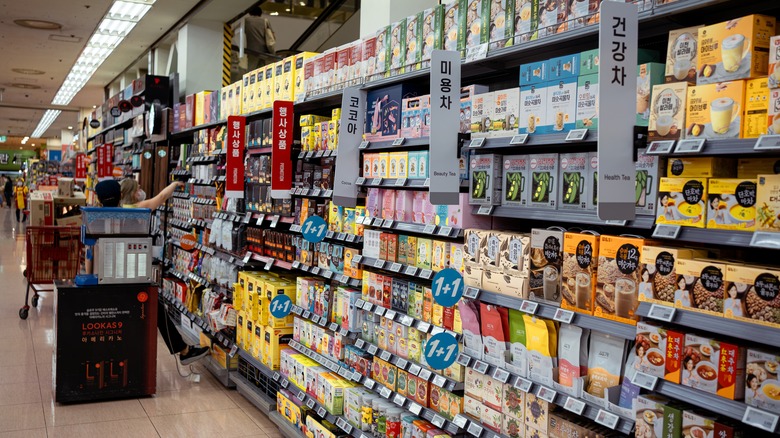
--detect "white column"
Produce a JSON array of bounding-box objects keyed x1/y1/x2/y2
[
  {"x1": 178, "y1": 20, "x2": 223, "y2": 95},
  {"x1": 359, "y1": 0, "x2": 438, "y2": 38}
]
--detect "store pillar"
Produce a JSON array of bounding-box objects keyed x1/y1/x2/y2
[{"x1": 177, "y1": 20, "x2": 223, "y2": 96}]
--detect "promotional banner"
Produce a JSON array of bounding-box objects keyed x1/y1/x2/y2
[
  {"x1": 75, "y1": 153, "x2": 87, "y2": 180},
  {"x1": 96, "y1": 144, "x2": 105, "y2": 178},
  {"x1": 333, "y1": 87, "x2": 366, "y2": 208},
  {"x1": 271, "y1": 101, "x2": 293, "y2": 199},
  {"x1": 103, "y1": 143, "x2": 114, "y2": 178},
  {"x1": 598, "y1": 1, "x2": 638, "y2": 220},
  {"x1": 430, "y1": 50, "x2": 462, "y2": 205},
  {"x1": 226, "y1": 115, "x2": 246, "y2": 199}
]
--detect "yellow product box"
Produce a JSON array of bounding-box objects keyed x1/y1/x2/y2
[
  {"x1": 595, "y1": 235, "x2": 646, "y2": 325},
  {"x1": 657, "y1": 177, "x2": 708, "y2": 228},
  {"x1": 234, "y1": 81, "x2": 243, "y2": 116},
  {"x1": 639, "y1": 246, "x2": 705, "y2": 305},
  {"x1": 272, "y1": 61, "x2": 284, "y2": 105},
  {"x1": 757, "y1": 174, "x2": 780, "y2": 233},
  {"x1": 328, "y1": 120, "x2": 337, "y2": 150},
  {"x1": 199, "y1": 331, "x2": 211, "y2": 348},
  {"x1": 561, "y1": 231, "x2": 599, "y2": 315},
  {"x1": 301, "y1": 126, "x2": 314, "y2": 151},
  {"x1": 449, "y1": 243, "x2": 464, "y2": 274},
  {"x1": 416, "y1": 238, "x2": 433, "y2": 270},
  {"x1": 277, "y1": 390, "x2": 303, "y2": 427},
  {"x1": 343, "y1": 247, "x2": 362, "y2": 279},
  {"x1": 312, "y1": 123, "x2": 322, "y2": 151},
  {"x1": 263, "y1": 326, "x2": 294, "y2": 370},
  {"x1": 328, "y1": 201, "x2": 343, "y2": 232},
  {"x1": 300, "y1": 114, "x2": 327, "y2": 127},
  {"x1": 210, "y1": 344, "x2": 238, "y2": 369},
  {"x1": 262, "y1": 64, "x2": 275, "y2": 109},
  {"x1": 242, "y1": 72, "x2": 251, "y2": 114},
  {"x1": 367, "y1": 153, "x2": 381, "y2": 178},
  {"x1": 697, "y1": 15, "x2": 776, "y2": 84},
  {"x1": 377, "y1": 153, "x2": 390, "y2": 178},
  {"x1": 279, "y1": 56, "x2": 295, "y2": 102},
  {"x1": 388, "y1": 152, "x2": 407, "y2": 179},
  {"x1": 738, "y1": 158, "x2": 780, "y2": 178},
  {"x1": 744, "y1": 77, "x2": 770, "y2": 138},
  {"x1": 686, "y1": 80, "x2": 746, "y2": 140},
  {"x1": 236, "y1": 275, "x2": 248, "y2": 310},
  {"x1": 354, "y1": 206, "x2": 366, "y2": 236},
  {"x1": 675, "y1": 258, "x2": 729, "y2": 316},
  {"x1": 254, "y1": 69, "x2": 264, "y2": 111},
  {"x1": 707, "y1": 178, "x2": 757, "y2": 231},
  {"x1": 666, "y1": 157, "x2": 735, "y2": 178},
  {"x1": 236, "y1": 311, "x2": 246, "y2": 348},
  {"x1": 265, "y1": 280, "x2": 296, "y2": 328},
  {"x1": 243, "y1": 319, "x2": 253, "y2": 352},
  {"x1": 294, "y1": 52, "x2": 317, "y2": 100},
  {"x1": 432, "y1": 239, "x2": 450, "y2": 271},
  {"x1": 195, "y1": 90, "x2": 211, "y2": 125},
  {"x1": 251, "y1": 323, "x2": 264, "y2": 359},
  {"x1": 726, "y1": 264, "x2": 780, "y2": 327}
]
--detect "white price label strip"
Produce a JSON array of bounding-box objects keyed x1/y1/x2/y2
[
  {"x1": 742, "y1": 406, "x2": 780, "y2": 432},
  {"x1": 647, "y1": 304, "x2": 676, "y2": 322},
  {"x1": 633, "y1": 372, "x2": 659, "y2": 390},
  {"x1": 564, "y1": 397, "x2": 586, "y2": 415},
  {"x1": 553, "y1": 308, "x2": 575, "y2": 324},
  {"x1": 595, "y1": 409, "x2": 620, "y2": 429}
]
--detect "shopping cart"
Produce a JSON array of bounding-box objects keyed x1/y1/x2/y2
[{"x1": 19, "y1": 226, "x2": 83, "y2": 319}]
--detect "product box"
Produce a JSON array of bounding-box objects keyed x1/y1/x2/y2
[
  {"x1": 365, "y1": 84, "x2": 421, "y2": 142},
  {"x1": 524, "y1": 391, "x2": 550, "y2": 433},
  {"x1": 648, "y1": 82, "x2": 688, "y2": 141},
  {"x1": 401, "y1": 97, "x2": 423, "y2": 138},
  {"x1": 635, "y1": 148, "x2": 661, "y2": 216},
  {"x1": 547, "y1": 54, "x2": 580, "y2": 80},
  {"x1": 639, "y1": 245, "x2": 704, "y2": 306},
  {"x1": 462, "y1": 85, "x2": 490, "y2": 133},
  {"x1": 579, "y1": 48, "x2": 599, "y2": 76},
  {"x1": 744, "y1": 77, "x2": 770, "y2": 138},
  {"x1": 682, "y1": 333, "x2": 746, "y2": 399},
  {"x1": 464, "y1": 229, "x2": 487, "y2": 288},
  {"x1": 470, "y1": 92, "x2": 494, "y2": 138},
  {"x1": 528, "y1": 228, "x2": 564, "y2": 306},
  {"x1": 502, "y1": 155, "x2": 530, "y2": 207},
  {"x1": 696, "y1": 15, "x2": 776, "y2": 84},
  {"x1": 543, "y1": 77, "x2": 577, "y2": 133},
  {"x1": 595, "y1": 235, "x2": 645, "y2": 325},
  {"x1": 674, "y1": 258, "x2": 729, "y2": 315},
  {"x1": 405, "y1": 12, "x2": 423, "y2": 71},
  {"x1": 373, "y1": 26, "x2": 390, "y2": 79},
  {"x1": 686, "y1": 80, "x2": 746, "y2": 139},
  {"x1": 637, "y1": 63, "x2": 666, "y2": 126},
  {"x1": 519, "y1": 60, "x2": 547, "y2": 86},
  {"x1": 558, "y1": 152, "x2": 589, "y2": 210},
  {"x1": 636, "y1": 321, "x2": 685, "y2": 384},
  {"x1": 462, "y1": 0, "x2": 489, "y2": 51},
  {"x1": 739, "y1": 158, "x2": 780, "y2": 178},
  {"x1": 294, "y1": 52, "x2": 316, "y2": 100},
  {"x1": 537, "y1": 0, "x2": 565, "y2": 39},
  {"x1": 657, "y1": 177, "x2": 708, "y2": 228},
  {"x1": 561, "y1": 231, "x2": 599, "y2": 314},
  {"x1": 745, "y1": 348, "x2": 780, "y2": 414},
  {"x1": 770, "y1": 36, "x2": 780, "y2": 89},
  {"x1": 667, "y1": 157, "x2": 735, "y2": 178},
  {"x1": 263, "y1": 64, "x2": 275, "y2": 109},
  {"x1": 587, "y1": 151, "x2": 598, "y2": 211},
  {"x1": 635, "y1": 395, "x2": 683, "y2": 438},
  {"x1": 757, "y1": 174, "x2": 780, "y2": 233},
  {"x1": 575, "y1": 74, "x2": 598, "y2": 130},
  {"x1": 441, "y1": 0, "x2": 463, "y2": 53},
  {"x1": 469, "y1": 154, "x2": 502, "y2": 205},
  {"x1": 513, "y1": 0, "x2": 538, "y2": 44},
  {"x1": 665, "y1": 26, "x2": 701, "y2": 84},
  {"x1": 498, "y1": 232, "x2": 530, "y2": 297},
  {"x1": 725, "y1": 264, "x2": 780, "y2": 328},
  {"x1": 491, "y1": 88, "x2": 520, "y2": 137},
  {"x1": 527, "y1": 153, "x2": 558, "y2": 209},
  {"x1": 389, "y1": 18, "x2": 407, "y2": 74},
  {"x1": 489, "y1": 0, "x2": 513, "y2": 50},
  {"x1": 706, "y1": 178, "x2": 757, "y2": 231},
  {"x1": 421, "y1": 6, "x2": 442, "y2": 67},
  {"x1": 519, "y1": 84, "x2": 547, "y2": 134}
]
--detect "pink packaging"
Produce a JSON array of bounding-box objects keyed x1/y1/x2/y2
[
  {"x1": 395, "y1": 190, "x2": 413, "y2": 222},
  {"x1": 381, "y1": 189, "x2": 396, "y2": 220},
  {"x1": 322, "y1": 51, "x2": 336, "y2": 89},
  {"x1": 420, "y1": 95, "x2": 431, "y2": 138},
  {"x1": 366, "y1": 188, "x2": 383, "y2": 218},
  {"x1": 320, "y1": 121, "x2": 330, "y2": 151},
  {"x1": 401, "y1": 97, "x2": 423, "y2": 139},
  {"x1": 422, "y1": 192, "x2": 436, "y2": 225},
  {"x1": 447, "y1": 193, "x2": 493, "y2": 229},
  {"x1": 412, "y1": 191, "x2": 427, "y2": 224}
]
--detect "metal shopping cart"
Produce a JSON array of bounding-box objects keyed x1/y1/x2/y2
[{"x1": 19, "y1": 226, "x2": 83, "y2": 319}]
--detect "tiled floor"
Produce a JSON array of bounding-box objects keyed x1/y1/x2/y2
[{"x1": 0, "y1": 209, "x2": 283, "y2": 437}]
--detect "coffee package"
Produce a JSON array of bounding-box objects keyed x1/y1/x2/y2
[
  {"x1": 648, "y1": 82, "x2": 688, "y2": 141},
  {"x1": 639, "y1": 245, "x2": 704, "y2": 305},
  {"x1": 595, "y1": 235, "x2": 644, "y2": 325},
  {"x1": 665, "y1": 26, "x2": 701, "y2": 84},
  {"x1": 696, "y1": 15, "x2": 776, "y2": 84},
  {"x1": 529, "y1": 228, "x2": 564, "y2": 306},
  {"x1": 682, "y1": 333, "x2": 745, "y2": 400},
  {"x1": 561, "y1": 231, "x2": 599, "y2": 314},
  {"x1": 586, "y1": 331, "x2": 626, "y2": 398}
]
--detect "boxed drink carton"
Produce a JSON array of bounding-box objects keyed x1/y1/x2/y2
[
  {"x1": 707, "y1": 178, "x2": 757, "y2": 231},
  {"x1": 726, "y1": 264, "x2": 780, "y2": 328},
  {"x1": 745, "y1": 348, "x2": 780, "y2": 414},
  {"x1": 595, "y1": 235, "x2": 645, "y2": 325},
  {"x1": 637, "y1": 63, "x2": 666, "y2": 126},
  {"x1": 441, "y1": 0, "x2": 464, "y2": 54},
  {"x1": 513, "y1": 0, "x2": 538, "y2": 44},
  {"x1": 519, "y1": 84, "x2": 547, "y2": 134},
  {"x1": 575, "y1": 74, "x2": 598, "y2": 130},
  {"x1": 543, "y1": 77, "x2": 577, "y2": 133},
  {"x1": 546, "y1": 54, "x2": 580, "y2": 80},
  {"x1": 421, "y1": 6, "x2": 442, "y2": 68},
  {"x1": 469, "y1": 154, "x2": 502, "y2": 205},
  {"x1": 558, "y1": 152, "x2": 589, "y2": 210},
  {"x1": 636, "y1": 321, "x2": 685, "y2": 384},
  {"x1": 686, "y1": 80, "x2": 746, "y2": 139},
  {"x1": 389, "y1": 19, "x2": 407, "y2": 74},
  {"x1": 675, "y1": 258, "x2": 729, "y2": 315},
  {"x1": 519, "y1": 60, "x2": 547, "y2": 86},
  {"x1": 744, "y1": 77, "x2": 770, "y2": 138},
  {"x1": 489, "y1": 0, "x2": 513, "y2": 50},
  {"x1": 696, "y1": 15, "x2": 776, "y2": 84},
  {"x1": 657, "y1": 177, "x2": 708, "y2": 228},
  {"x1": 667, "y1": 157, "x2": 735, "y2": 178},
  {"x1": 491, "y1": 88, "x2": 520, "y2": 137},
  {"x1": 405, "y1": 12, "x2": 422, "y2": 71},
  {"x1": 529, "y1": 228, "x2": 564, "y2": 306},
  {"x1": 665, "y1": 26, "x2": 701, "y2": 84},
  {"x1": 648, "y1": 82, "x2": 688, "y2": 141},
  {"x1": 470, "y1": 92, "x2": 494, "y2": 138},
  {"x1": 635, "y1": 395, "x2": 683, "y2": 438},
  {"x1": 639, "y1": 245, "x2": 704, "y2": 305},
  {"x1": 635, "y1": 148, "x2": 661, "y2": 216},
  {"x1": 527, "y1": 153, "x2": 558, "y2": 209},
  {"x1": 502, "y1": 155, "x2": 530, "y2": 207},
  {"x1": 682, "y1": 333, "x2": 746, "y2": 399},
  {"x1": 561, "y1": 231, "x2": 599, "y2": 314},
  {"x1": 462, "y1": 0, "x2": 489, "y2": 51},
  {"x1": 757, "y1": 174, "x2": 780, "y2": 233}
]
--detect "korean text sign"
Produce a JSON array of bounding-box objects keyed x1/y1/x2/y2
[
  {"x1": 272, "y1": 101, "x2": 293, "y2": 199},
  {"x1": 226, "y1": 115, "x2": 246, "y2": 199}
]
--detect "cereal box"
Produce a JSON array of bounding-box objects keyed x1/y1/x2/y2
[
  {"x1": 595, "y1": 235, "x2": 645, "y2": 325},
  {"x1": 561, "y1": 231, "x2": 599, "y2": 314},
  {"x1": 502, "y1": 155, "x2": 530, "y2": 207},
  {"x1": 519, "y1": 84, "x2": 547, "y2": 134},
  {"x1": 686, "y1": 81, "x2": 746, "y2": 139},
  {"x1": 726, "y1": 264, "x2": 780, "y2": 328},
  {"x1": 648, "y1": 82, "x2": 688, "y2": 141},
  {"x1": 558, "y1": 152, "x2": 589, "y2": 210},
  {"x1": 527, "y1": 153, "x2": 558, "y2": 209},
  {"x1": 707, "y1": 178, "x2": 757, "y2": 231},
  {"x1": 469, "y1": 153, "x2": 502, "y2": 206},
  {"x1": 696, "y1": 15, "x2": 776, "y2": 84},
  {"x1": 746, "y1": 348, "x2": 780, "y2": 414},
  {"x1": 665, "y1": 26, "x2": 701, "y2": 84},
  {"x1": 682, "y1": 333, "x2": 745, "y2": 400},
  {"x1": 675, "y1": 258, "x2": 729, "y2": 316},
  {"x1": 528, "y1": 227, "x2": 564, "y2": 306},
  {"x1": 757, "y1": 174, "x2": 780, "y2": 233},
  {"x1": 744, "y1": 77, "x2": 770, "y2": 138},
  {"x1": 656, "y1": 177, "x2": 708, "y2": 228},
  {"x1": 639, "y1": 245, "x2": 704, "y2": 305},
  {"x1": 635, "y1": 321, "x2": 685, "y2": 384}
]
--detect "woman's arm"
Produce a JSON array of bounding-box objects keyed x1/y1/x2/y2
[{"x1": 135, "y1": 182, "x2": 183, "y2": 210}]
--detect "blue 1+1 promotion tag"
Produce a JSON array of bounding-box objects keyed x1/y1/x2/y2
[
  {"x1": 424, "y1": 332, "x2": 459, "y2": 370},
  {"x1": 270, "y1": 295, "x2": 293, "y2": 319},
  {"x1": 431, "y1": 268, "x2": 464, "y2": 308},
  {"x1": 301, "y1": 215, "x2": 327, "y2": 243}
]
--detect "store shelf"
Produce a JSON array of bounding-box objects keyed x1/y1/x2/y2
[
  {"x1": 289, "y1": 187, "x2": 333, "y2": 198},
  {"x1": 266, "y1": 411, "x2": 305, "y2": 438},
  {"x1": 651, "y1": 226, "x2": 757, "y2": 249},
  {"x1": 360, "y1": 137, "x2": 430, "y2": 151},
  {"x1": 188, "y1": 176, "x2": 219, "y2": 186},
  {"x1": 358, "y1": 215, "x2": 463, "y2": 239},
  {"x1": 245, "y1": 211, "x2": 296, "y2": 228},
  {"x1": 484, "y1": 206, "x2": 656, "y2": 229},
  {"x1": 248, "y1": 147, "x2": 273, "y2": 155},
  {"x1": 475, "y1": 131, "x2": 595, "y2": 150},
  {"x1": 474, "y1": 289, "x2": 637, "y2": 340},
  {"x1": 290, "y1": 261, "x2": 361, "y2": 288},
  {"x1": 296, "y1": 149, "x2": 337, "y2": 159},
  {"x1": 355, "y1": 255, "x2": 437, "y2": 281},
  {"x1": 187, "y1": 155, "x2": 221, "y2": 165},
  {"x1": 87, "y1": 117, "x2": 134, "y2": 142},
  {"x1": 357, "y1": 177, "x2": 428, "y2": 189},
  {"x1": 288, "y1": 224, "x2": 363, "y2": 245},
  {"x1": 653, "y1": 137, "x2": 780, "y2": 157},
  {"x1": 636, "y1": 302, "x2": 780, "y2": 349},
  {"x1": 231, "y1": 372, "x2": 278, "y2": 414},
  {"x1": 202, "y1": 355, "x2": 235, "y2": 388}
]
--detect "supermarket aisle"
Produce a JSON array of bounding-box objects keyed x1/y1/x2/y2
[{"x1": 0, "y1": 209, "x2": 283, "y2": 438}]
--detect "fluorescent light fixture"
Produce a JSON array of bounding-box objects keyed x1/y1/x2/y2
[
  {"x1": 68, "y1": 126, "x2": 73, "y2": 129},
  {"x1": 31, "y1": 0, "x2": 155, "y2": 137},
  {"x1": 21, "y1": 136, "x2": 29, "y2": 143}
]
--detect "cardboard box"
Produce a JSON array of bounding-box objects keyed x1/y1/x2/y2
[
  {"x1": 648, "y1": 82, "x2": 688, "y2": 141},
  {"x1": 519, "y1": 84, "x2": 547, "y2": 134},
  {"x1": 595, "y1": 235, "x2": 645, "y2": 324},
  {"x1": 657, "y1": 177, "x2": 708, "y2": 228},
  {"x1": 665, "y1": 26, "x2": 701, "y2": 84},
  {"x1": 421, "y1": 6, "x2": 442, "y2": 67},
  {"x1": 547, "y1": 54, "x2": 580, "y2": 80},
  {"x1": 543, "y1": 77, "x2": 577, "y2": 133},
  {"x1": 561, "y1": 231, "x2": 599, "y2": 314},
  {"x1": 519, "y1": 60, "x2": 547, "y2": 86},
  {"x1": 686, "y1": 80, "x2": 746, "y2": 139},
  {"x1": 744, "y1": 77, "x2": 770, "y2": 138},
  {"x1": 667, "y1": 157, "x2": 735, "y2": 178},
  {"x1": 757, "y1": 174, "x2": 780, "y2": 233},
  {"x1": 770, "y1": 35, "x2": 780, "y2": 89},
  {"x1": 469, "y1": 154, "x2": 502, "y2": 205},
  {"x1": 464, "y1": 229, "x2": 487, "y2": 288},
  {"x1": 441, "y1": 0, "x2": 464, "y2": 54},
  {"x1": 675, "y1": 258, "x2": 729, "y2": 315},
  {"x1": 575, "y1": 74, "x2": 598, "y2": 130},
  {"x1": 461, "y1": 85, "x2": 489, "y2": 134},
  {"x1": 635, "y1": 148, "x2": 661, "y2": 216},
  {"x1": 529, "y1": 228, "x2": 564, "y2": 306},
  {"x1": 527, "y1": 153, "x2": 558, "y2": 209},
  {"x1": 28, "y1": 191, "x2": 54, "y2": 226},
  {"x1": 696, "y1": 15, "x2": 776, "y2": 84},
  {"x1": 636, "y1": 321, "x2": 685, "y2": 384},
  {"x1": 513, "y1": 0, "x2": 538, "y2": 44},
  {"x1": 682, "y1": 333, "x2": 746, "y2": 399},
  {"x1": 726, "y1": 263, "x2": 780, "y2": 328},
  {"x1": 707, "y1": 178, "x2": 757, "y2": 231},
  {"x1": 558, "y1": 152, "x2": 589, "y2": 210},
  {"x1": 502, "y1": 155, "x2": 530, "y2": 207},
  {"x1": 470, "y1": 92, "x2": 494, "y2": 138},
  {"x1": 639, "y1": 245, "x2": 704, "y2": 305},
  {"x1": 490, "y1": 88, "x2": 520, "y2": 137},
  {"x1": 745, "y1": 348, "x2": 780, "y2": 414},
  {"x1": 635, "y1": 395, "x2": 682, "y2": 438},
  {"x1": 637, "y1": 63, "x2": 666, "y2": 126},
  {"x1": 294, "y1": 52, "x2": 316, "y2": 100}
]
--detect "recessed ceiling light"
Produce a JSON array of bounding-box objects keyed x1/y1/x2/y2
[
  {"x1": 67, "y1": 126, "x2": 73, "y2": 129},
  {"x1": 9, "y1": 83, "x2": 41, "y2": 89},
  {"x1": 31, "y1": 144, "x2": 35, "y2": 146},
  {"x1": 49, "y1": 34, "x2": 82, "y2": 43},
  {"x1": 14, "y1": 19, "x2": 62, "y2": 30},
  {"x1": 92, "y1": 105, "x2": 97, "y2": 108},
  {"x1": 11, "y1": 68, "x2": 45, "y2": 75}
]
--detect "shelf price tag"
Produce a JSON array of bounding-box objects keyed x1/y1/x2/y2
[
  {"x1": 438, "y1": 226, "x2": 453, "y2": 237},
  {"x1": 595, "y1": 410, "x2": 620, "y2": 430},
  {"x1": 339, "y1": 328, "x2": 349, "y2": 337},
  {"x1": 306, "y1": 398, "x2": 316, "y2": 409},
  {"x1": 750, "y1": 232, "x2": 780, "y2": 249},
  {"x1": 383, "y1": 219, "x2": 394, "y2": 228},
  {"x1": 297, "y1": 390, "x2": 306, "y2": 402},
  {"x1": 363, "y1": 378, "x2": 376, "y2": 390},
  {"x1": 452, "y1": 414, "x2": 469, "y2": 429},
  {"x1": 674, "y1": 138, "x2": 706, "y2": 154},
  {"x1": 370, "y1": 178, "x2": 383, "y2": 186},
  {"x1": 647, "y1": 304, "x2": 676, "y2": 322},
  {"x1": 373, "y1": 259, "x2": 386, "y2": 269},
  {"x1": 355, "y1": 177, "x2": 366, "y2": 186},
  {"x1": 416, "y1": 321, "x2": 431, "y2": 333},
  {"x1": 513, "y1": 376, "x2": 533, "y2": 393},
  {"x1": 418, "y1": 369, "x2": 432, "y2": 381},
  {"x1": 395, "y1": 178, "x2": 407, "y2": 187},
  {"x1": 346, "y1": 234, "x2": 356, "y2": 243},
  {"x1": 367, "y1": 344, "x2": 379, "y2": 355},
  {"x1": 384, "y1": 310, "x2": 397, "y2": 320},
  {"x1": 432, "y1": 375, "x2": 447, "y2": 388},
  {"x1": 510, "y1": 134, "x2": 529, "y2": 145},
  {"x1": 565, "y1": 129, "x2": 588, "y2": 141},
  {"x1": 754, "y1": 134, "x2": 780, "y2": 151},
  {"x1": 742, "y1": 406, "x2": 779, "y2": 432},
  {"x1": 388, "y1": 262, "x2": 402, "y2": 273},
  {"x1": 465, "y1": 42, "x2": 489, "y2": 63},
  {"x1": 407, "y1": 364, "x2": 422, "y2": 376},
  {"x1": 605, "y1": 219, "x2": 627, "y2": 226},
  {"x1": 476, "y1": 206, "x2": 494, "y2": 215},
  {"x1": 409, "y1": 402, "x2": 423, "y2": 416},
  {"x1": 355, "y1": 339, "x2": 365, "y2": 349},
  {"x1": 280, "y1": 379, "x2": 289, "y2": 388},
  {"x1": 393, "y1": 394, "x2": 407, "y2": 407},
  {"x1": 467, "y1": 422, "x2": 484, "y2": 437},
  {"x1": 463, "y1": 287, "x2": 480, "y2": 300},
  {"x1": 519, "y1": 300, "x2": 539, "y2": 315},
  {"x1": 564, "y1": 397, "x2": 586, "y2": 415},
  {"x1": 424, "y1": 178, "x2": 431, "y2": 187},
  {"x1": 652, "y1": 224, "x2": 682, "y2": 239},
  {"x1": 492, "y1": 367, "x2": 511, "y2": 383},
  {"x1": 358, "y1": 140, "x2": 370, "y2": 149},
  {"x1": 553, "y1": 308, "x2": 575, "y2": 324},
  {"x1": 392, "y1": 137, "x2": 406, "y2": 146},
  {"x1": 352, "y1": 255, "x2": 363, "y2": 265},
  {"x1": 374, "y1": 306, "x2": 386, "y2": 317},
  {"x1": 536, "y1": 386, "x2": 557, "y2": 403},
  {"x1": 379, "y1": 386, "x2": 392, "y2": 399},
  {"x1": 456, "y1": 353, "x2": 472, "y2": 367},
  {"x1": 352, "y1": 371, "x2": 363, "y2": 382},
  {"x1": 431, "y1": 415, "x2": 446, "y2": 428},
  {"x1": 473, "y1": 360, "x2": 489, "y2": 374},
  {"x1": 633, "y1": 372, "x2": 659, "y2": 390},
  {"x1": 336, "y1": 417, "x2": 352, "y2": 433},
  {"x1": 420, "y1": 269, "x2": 433, "y2": 279},
  {"x1": 272, "y1": 372, "x2": 280, "y2": 382},
  {"x1": 395, "y1": 358, "x2": 408, "y2": 370},
  {"x1": 469, "y1": 138, "x2": 486, "y2": 148},
  {"x1": 404, "y1": 266, "x2": 419, "y2": 276},
  {"x1": 399, "y1": 315, "x2": 414, "y2": 326},
  {"x1": 316, "y1": 406, "x2": 327, "y2": 418},
  {"x1": 380, "y1": 350, "x2": 392, "y2": 362},
  {"x1": 647, "y1": 140, "x2": 675, "y2": 155}
]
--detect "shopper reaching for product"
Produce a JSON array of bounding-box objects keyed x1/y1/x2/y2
[{"x1": 94, "y1": 179, "x2": 209, "y2": 367}]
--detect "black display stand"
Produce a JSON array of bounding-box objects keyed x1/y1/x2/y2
[{"x1": 53, "y1": 280, "x2": 158, "y2": 403}]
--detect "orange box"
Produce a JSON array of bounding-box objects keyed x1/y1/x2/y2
[
  {"x1": 686, "y1": 80, "x2": 746, "y2": 140},
  {"x1": 561, "y1": 231, "x2": 599, "y2": 315},
  {"x1": 594, "y1": 235, "x2": 645, "y2": 325},
  {"x1": 743, "y1": 77, "x2": 770, "y2": 138},
  {"x1": 696, "y1": 15, "x2": 776, "y2": 84},
  {"x1": 636, "y1": 321, "x2": 685, "y2": 384},
  {"x1": 682, "y1": 333, "x2": 745, "y2": 400}
]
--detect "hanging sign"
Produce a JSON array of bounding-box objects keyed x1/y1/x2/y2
[
  {"x1": 334, "y1": 87, "x2": 366, "y2": 208},
  {"x1": 75, "y1": 153, "x2": 87, "y2": 180},
  {"x1": 103, "y1": 143, "x2": 114, "y2": 177},
  {"x1": 271, "y1": 101, "x2": 293, "y2": 199},
  {"x1": 597, "y1": 1, "x2": 638, "y2": 220},
  {"x1": 429, "y1": 50, "x2": 461, "y2": 205},
  {"x1": 226, "y1": 116, "x2": 246, "y2": 199},
  {"x1": 96, "y1": 144, "x2": 106, "y2": 178}
]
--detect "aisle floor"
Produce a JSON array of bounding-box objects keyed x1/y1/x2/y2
[{"x1": 0, "y1": 209, "x2": 283, "y2": 438}]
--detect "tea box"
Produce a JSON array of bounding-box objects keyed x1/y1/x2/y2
[
  {"x1": 365, "y1": 84, "x2": 422, "y2": 142},
  {"x1": 665, "y1": 26, "x2": 701, "y2": 84},
  {"x1": 462, "y1": 0, "x2": 489, "y2": 51},
  {"x1": 561, "y1": 231, "x2": 599, "y2": 314},
  {"x1": 667, "y1": 157, "x2": 735, "y2": 178},
  {"x1": 637, "y1": 63, "x2": 666, "y2": 126},
  {"x1": 546, "y1": 54, "x2": 580, "y2": 80},
  {"x1": 502, "y1": 155, "x2": 530, "y2": 208},
  {"x1": 469, "y1": 154, "x2": 502, "y2": 205},
  {"x1": 635, "y1": 148, "x2": 661, "y2": 216},
  {"x1": 639, "y1": 245, "x2": 704, "y2": 306},
  {"x1": 686, "y1": 80, "x2": 746, "y2": 139},
  {"x1": 420, "y1": 6, "x2": 442, "y2": 68},
  {"x1": 635, "y1": 395, "x2": 682, "y2": 438},
  {"x1": 464, "y1": 229, "x2": 487, "y2": 288},
  {"x1": 528, "y1": 227, "x2": 564, "y2": 306},
  {"x1": 681, "y1": 333, "x2": 745, "y2": 399},
  {"x1": 519, "y1": 84, "x2": 547, "y2": 134},
  {"x1": 543, "y1": 77, "x2": 577, "y2": 133},
  {"x1": 575, "y1": 74, "x2": 598, "y2": 130},
  {"x1": 470, "y1": 92, "x2": 494, "y2": 138},
  {"x1": 499, "y1": 232, "x2": 531, "y2": 298},
  {"x1": 401, "y1": 97, "x2": 424, "y2": 139},
  {"x1": 587, "y1": 151, "x2": 598, "y2": 211},
  {"x1": 405, "y1": 12, "x2": 423, "y2": 71},
  {"x1": 558, "y1": 152, "x2": 589, "y2": 210},
  {"x1": 526, "y1": 153, "x2": 558, "y2": 209},
  {"x1": 648, "y1": 82, "x2": 688, "y2": 141},
  {"x1": 524, "y1": 391, "x2": 550, "y2": 433},
  {"x1": 513, "y1": 0, "x2": 538, "y2": 44},
  {"x1": 579, "y1": 48, "x2": 600, "y2": 76},
  {"x1": 389, "y1": 18, "x2": 406, "y2": 74},
  {"x1": 490, "y1": 88, "x2": 520, "y2": 138},
  {"x1": 744, "y1": 77, "x2": 770, "y2": 138},
  {"x1": 656, "y1": 177, "x2": 708, "y2": 228},
  {"x1": 696, "y1": 15, "x2": 776, "y2": 84},
  {"x1": 738, "y1": 158, "x2": 780, "y2": 178},
  {"x1": 756, "y1": 174, "x2": 780, "y2": 233},
  {"x1": 635, "y1": 321, "x2": 685, "y2": 384},
  {"x1": 725, "y1": 264, "x2": 780, "y2": 329},
  {"x1": 745, "y1": 348, "x2": 780, "y2": 414},
  {"x1": 675, "y1": 259, "x2": 729, "y2": 316},
  {"x1": 706, "y1": 178, "x2": 757, "y2": 231},
  {"x1": 595, "y1": 235, "x2": 645, "y2": 325},
  {"x1": 441, "y1": 0, "x2": 463, "y2": 54},
  {"x1": 489, "y1": 0, "x2": 513, "y2": 50}
]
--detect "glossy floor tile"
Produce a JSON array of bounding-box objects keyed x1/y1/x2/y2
[{"x1": 0, "y1": 209, "x2": 285, "y2": 437}]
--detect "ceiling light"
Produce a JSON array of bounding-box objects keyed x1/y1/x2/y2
[
  {"x1": 31, "y1": 144, "x2": 35, "y2": 146},
  {"x1": 68, "y1": 126, "x2": 73, "y2": 129},
  {"x1": 9, "y1": 83, "x2": 41, "y2": 90},
  {"x1": 285, "y1": 8, "x2": 291, "y2": 12},
  {"x1": 22, "y1": 137, "x2": 29, "y2": 143},
  {"x1": 92, "y1": 105, "x2": 97, "y2": 108},
  {"x1": 11, "y1": 68, "x2": 45, "y2": 75},
  {"x1": 300, "y1": 1, "x2": 306, "y2": 5},
  {"x1": 270, "y1": 12, "x2": 279, "y2": 15},
  {"x1": 31, "y1": 110, "x2": 61, "y2": 138},
  {"x1": 14, "y1": 19, "x2": 62, "y2": 30}
]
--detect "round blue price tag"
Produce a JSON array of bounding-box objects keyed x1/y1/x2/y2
[
  {"x1": 301, "y1": 215, "x2": 328, "y2": 243},
  {"x1": 270, "y1": 295, "x2": 293, "y2": 319},
  {"x1": 431, "y1": 268, "x2": 464, "y2": 307},
  {"x1": 424, "y1": 332, "x2": 459, "y2": 370}
]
